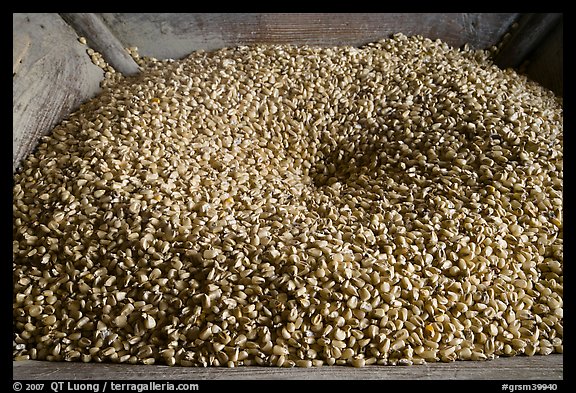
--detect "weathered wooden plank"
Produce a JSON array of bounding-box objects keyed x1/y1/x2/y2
[
  {"x1": 98, "y1": 13, "x2": 519, "y2": 61},
  {"x1": 13, "y1": 355, "x2": 562, "y2": 380},
  {"x1": 59, "y1": 13, "x2": 140, "y2": 76},
  {"x1": 12, "y1": 32, "x2": 30, "y2": 75},
  {"x1": 494, "y1": 13, "x2": 562, "y2": 70},
  {"x1": 523, "y1": 19, "x2": 563, "y2": 96},
  {"x1": 12, "y1": 13, "x2": 104, "y2": 173}
]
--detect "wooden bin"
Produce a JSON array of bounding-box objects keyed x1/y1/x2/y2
[{"x1": 13, "y1": 13, "x2": 563, "y2": 381}]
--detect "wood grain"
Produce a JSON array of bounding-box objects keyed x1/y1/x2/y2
[
  {"x1": 98, "y1": 13, "x2": 520, "y2": 60},
  {"x1": 59, "y1": 13, "x2": 139, "y2": 76},
  {"x1": 12, "y1": 32, "x2": 30, "y2": 75},
  {"x1": 12, "y1": 13, "x2": 104, "y2": 173},
  {"x1": 523, "y1": 19, "x2": 563, "y2": 96},
  {"x1": 494, "y1": 13, "x2": 562, "y2": 69},
  {"x1": 13, "y1": 355, "x2": 562, "y2": 380}
]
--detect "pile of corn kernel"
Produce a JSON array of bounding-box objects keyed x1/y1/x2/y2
[{"x1": 13, "y1": 34, "x2": 562, "y2": 367}]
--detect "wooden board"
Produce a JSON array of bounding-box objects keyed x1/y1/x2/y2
[
  {"x1": 13, "y1": 355, "x2": 562, "y2": 380},
  {"x1": 12, "y1": 13, "x2": 104, "y2": 173},
  {"x1": 59, "y1": 13, "x2": 139, "y2": 76},
  {"x1": 493, "y1": 13, "x2": 563, "y2": 96},
  {"x1": 98, "y1": 13, "x2": 520, "y2": 60},
  {"x1": 523, "y1": 19, "x2": 563, "y2": 96}
]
